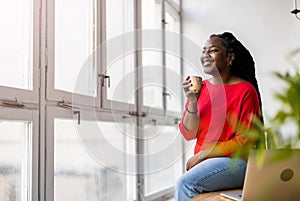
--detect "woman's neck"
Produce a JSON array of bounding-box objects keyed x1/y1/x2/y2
[
  {"x1": 211, "y1": 73, "x2": 232, "y2": 85},
  {"x1": 211, "y1": 74, "x2": 244, "y2": 85}
]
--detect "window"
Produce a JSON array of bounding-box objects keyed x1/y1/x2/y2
[
  {"x1": 0, "y1": 1, "x2": 39, "y2": 200},
  {"x1": 142, "y1": 0, "x2": 164, "y2": 112},
  {"x1": 0, "y1": 109, "x2": 38, "y2": 201},
  {"x1": 0, "y1": 0, "x2": 38, "y2": 103},
  {"x1": 144, "y1": 122, "x2": 183, "y2": 196},
  {"x1": 47, "y1": 0, "x2": 99, "y2": 107},
  {"x1": 0, "y1": 0, "x2": 33, "y2": 90},
  {"x1": 0, "y1": 1, "x2": 183, "y2": 201},
  {"x1": 103, "y1": 0, "x2": 135, "y2": 110},
  {"x1": 46, "y1": 108, "x2": 136, "y2": 201},
  {"x1": 54, "y1": 0, "x2": 97, "y2": 97},
  {"x1": 0, "y1": 122, "x2": 31, "y2": 201},
  {"x1": 165, "y1": 4, "x2": 182, "y2": 114}
]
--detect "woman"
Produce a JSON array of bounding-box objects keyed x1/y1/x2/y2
[{"x1": 174, "y1": 32, "x2": 263, "y2": 201}]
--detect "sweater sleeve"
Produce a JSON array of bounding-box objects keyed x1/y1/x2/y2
[{"x1": 218, "y1": 88, "x2": 261, "y2": 157}]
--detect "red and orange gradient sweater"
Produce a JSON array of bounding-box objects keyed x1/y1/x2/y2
[{"x1": 179, "y1": 80, "x2": 261, "y2": 157}]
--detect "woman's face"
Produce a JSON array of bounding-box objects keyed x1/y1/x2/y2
[{"x1": 200, "y1": 36, "x2": 231, "y2": 75}]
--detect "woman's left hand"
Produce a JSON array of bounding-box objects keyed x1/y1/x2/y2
[{"x1": 186, "y1": 153, "x2": 205, "y2": 171}]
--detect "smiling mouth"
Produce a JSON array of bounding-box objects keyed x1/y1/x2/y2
[{"x1": 202, "y1": 60, "x2": 212, "y2": 67}]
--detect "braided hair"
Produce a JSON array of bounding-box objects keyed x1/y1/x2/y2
[
  {"x1": 210, "y1": 32, "x2": 263, "y2": 119},
  {"x1": 211, "y1": 32, "x2": 265, "y2": 149}
]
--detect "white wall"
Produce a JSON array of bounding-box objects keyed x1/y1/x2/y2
[{"x1": 182, "y1": 0, "x2": 300, "y2": 127}]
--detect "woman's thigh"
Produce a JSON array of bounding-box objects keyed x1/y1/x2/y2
[{"x1": 180, "y1": 157, "x2": 247, "y2": 193}]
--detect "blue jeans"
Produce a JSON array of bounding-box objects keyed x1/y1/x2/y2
[{"x1": 174, "y1": 157, "x2": 247, "y2": 201}]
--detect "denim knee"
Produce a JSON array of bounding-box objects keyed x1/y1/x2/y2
[
  {"x1": 174, "y1": 157, "x2": 247, "y2": 201},
  {"x1": 174, "y1": 174, "x2": 198, "y2": 201}
]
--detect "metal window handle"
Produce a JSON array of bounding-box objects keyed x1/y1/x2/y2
[
  {"x1": 174, "y1": 118, "x2": 181, "y2": 125},
  {"x1": 99, "y1": 74, "x2": 110, "y2": 87},
  {"x1": 2, "y1": 97, "x2": 25, "y2": 108},
  {"x1": 58, "y1": 99, "x2": 79, "y2": 110},
  {"x1": 163, "y1": 92, "x2": 171, "y2": 99},
  {"x1": 129, "y1": 111, "x2": 147, "y2": 117},
  {"x1": 58, "y1": 99, "x2": 80, "y2": 125},
  {"x1": 73, "y1": 111, "x2": 80, "y2": 125},
  {"x1": 104, "y1": 75, "x2": 110, "y2": 87},
  {"x1": 151, "y1": 119, "x2": 157, "y2": 125}
]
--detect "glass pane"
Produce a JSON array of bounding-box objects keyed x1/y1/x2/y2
[
  {"x1": 0, "y1": 121, "x2": 31, "y2": 201},
  {"x1": 54, "y1": 119, "x2": 136, "y2": 201},
  {"x1": 55, "y1": 0, "x2": 97, "y2": 97},
  {"x1": 165, "y1": 12, "x2": 180, "y2": 34},
  {"x1": 171, "y1": 0, "x2": 180, "y2": 5},
  {"x1": 106, "y1": 0, "x2": 134, "y2": 40},
  {"x1": 106, "y1": 55, "x2": 135, "y2": 105},
  {"x1": 166, "y1": 54, "x2": 181, "y2": 112},
  {"x1": 142, "y1": 0, "x2": 162, "y2": 29},
  {"x1": 142, "y1": 52, "x2": 163, "y2": 109},
  {"x1": 144, "y1": 125, "x2": 183, "y2": 195},
  {"x1": 142, "y1": 1, "x2": 163, "y2": 109},
  {"x1": 0, "y1": 0, "x2": 32, "y2": 90},
  {"x1": 106, "y1": 0, "x2": 135, "y2": 104},
  {"x1": 165, "y1": 13, "x2": 181, "y2": 112}
]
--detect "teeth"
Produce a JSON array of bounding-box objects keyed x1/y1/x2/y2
[{"x1": 203, "y1": 61, "x2": 211, "y2": 66}]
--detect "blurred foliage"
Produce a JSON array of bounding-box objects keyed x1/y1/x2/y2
[
  {"x1": 253, "y1": 70, "x2": 300, "y2": 165},
  {"x1": 232, "y1": 115, "x2": 267, "y2": 165},
  {"x1": 270, "y1": 70, "x2": 300, "y2": 148},
  {"x1": 232, "y1": 69, "x2": 300, "y2": 165}
]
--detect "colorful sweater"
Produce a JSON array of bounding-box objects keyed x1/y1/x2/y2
[{"x1": 179, "y1": 80, "x2": 261, "y2": 156}]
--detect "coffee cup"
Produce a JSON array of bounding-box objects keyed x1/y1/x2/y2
[{"x1": 189, "y1": 76, "x2": 202, "y2": 93}]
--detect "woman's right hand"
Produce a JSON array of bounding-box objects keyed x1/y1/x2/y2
[
  {"x1": 181, "y1": 76, "x2": 202, "y2": 135},
  {"x1": 183, "y1": 76, "x2": 202, "y2": 103}
]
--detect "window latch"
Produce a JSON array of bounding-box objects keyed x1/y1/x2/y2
[
  {"x1": 162, "y1": 92, "x2": 171, "y2": 96},
  {"x1": 2, "y1": 97, "x2": 25, "y2": 108},
  {"x1": 151, "y1": 119, "x2": 157, "y2": 125},
  {"x1": 129, "y1": 111, "x2": 147, "y2": 117},
  {"x1": 58, "y1": 99, "x2": 79, "y2": 109},
  {"x1": 163, "y1": 92, "x2": 171, "y2": 99},
  {"x1": 98, "y1": 74, "x2": 110, "y2": 87},
  {"x1": 58, "y1": 99, "x2": 81, "y2": 124},
  {"x1": 174, "y1": 118, "x2": 181, "y2": 125},
  {"x1": 73, "y1": 111, "x2": 80, "y2": 125}
]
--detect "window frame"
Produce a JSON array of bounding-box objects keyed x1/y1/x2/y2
[
  {"x1": 45, "y1": 106, "x2": 137, "y2": 201},
  {"x1": 164, "y1": 0, "x2": 183, "y2": 118},
  {"x1": 0, "y1": 0, "x2": 39, "y2": 104},
  {"x1": 100, "y1": 0, "x2": 137, "y2": 113},
  {"x1": 45, "y1": 0, "x2": 101, "y2": 108},
  {"x1": 0, "y1": 107, "x2": 39, "y2": 201},
  {"x1": 0, "y1": 0, "x2": 184, "y2": 200},
  {"x1": 142, "y1": 114, "x2": 184, "y2": 194}
]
